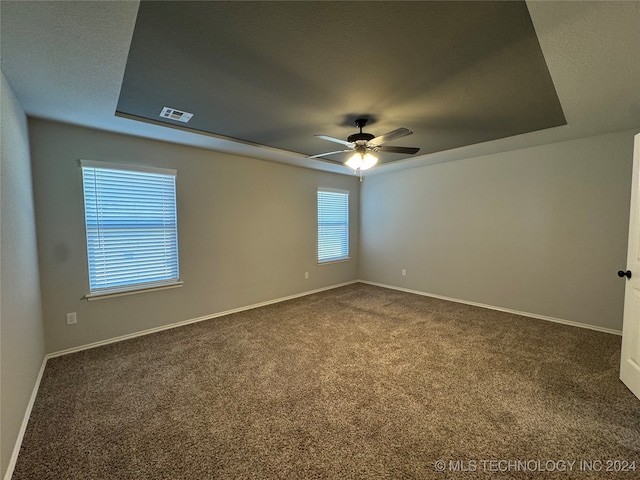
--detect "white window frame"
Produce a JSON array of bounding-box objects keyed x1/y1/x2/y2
[
  {"x1": 81, "y1": 160, "x2": 182, "y2": 300},
  {"x1": 317, "y1": 188, "x2": 350, "y2": 264}
]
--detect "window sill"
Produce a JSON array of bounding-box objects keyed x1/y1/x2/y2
[
  {"x1": 85, "y1": 281, "x2": 184, "y2": 301},
  {"x1": 318, "y1": 257, "x2": 351, "y2": 266}
]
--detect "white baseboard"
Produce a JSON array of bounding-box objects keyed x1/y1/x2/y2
[
  {"x1": 4, "y1": 356, "x2": 48, "y2": 480},
  {"x1": 47, "y1": 280, "x2": 359, "y2": 358},
  {"x1": 358, "y1": 280, "x2": 623, "y2": 336}
]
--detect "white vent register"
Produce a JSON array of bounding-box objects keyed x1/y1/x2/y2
[{"x1": 160, "y1": 107, "x2": 193, "y2": 123}]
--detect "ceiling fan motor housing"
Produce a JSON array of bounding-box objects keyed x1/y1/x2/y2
[
  {"x1": 348, "y1": 118, "x2": 374, "y2": 144},
  {"x1": 347, "y1": 132, "x2": 375, "y2": 144}
]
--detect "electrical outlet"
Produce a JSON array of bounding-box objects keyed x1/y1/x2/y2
[
  {"x1": 304, "y1": 272, "x2": 309, "y2": 280},
  {"x1": 66, "y1": 312, "x2": 77, "y2": 325},
  {"x1": 402, "y1": 269, "x2": 407, "y2": 277}
]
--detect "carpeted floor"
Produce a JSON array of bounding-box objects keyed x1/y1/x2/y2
[{"x1": 13, "y1": 283, "x2": 640, "y2": 479}]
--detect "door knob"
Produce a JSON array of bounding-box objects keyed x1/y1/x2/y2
[{"x1": 618, "y1": 270, "x2": 632, "y2": 279}]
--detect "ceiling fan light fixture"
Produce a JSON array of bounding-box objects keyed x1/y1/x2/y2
[{"x1": 346, "y1": 151, "x2": 378, "y2": 171}]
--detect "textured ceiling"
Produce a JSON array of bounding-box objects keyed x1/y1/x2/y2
[
  {"x1": 1, "y1": 1, "x2": 639, "y2": 175},
  {"x1": 117, "y1": 1, "x2": 565, "y2": 166}
]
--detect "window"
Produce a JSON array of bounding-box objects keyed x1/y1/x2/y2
[
  {"x1": 317, "y1": 189, "x2": 349, "y2": 263},
  {"x1": 81, "y1": 161, "x2": 180, "y2": 298}
]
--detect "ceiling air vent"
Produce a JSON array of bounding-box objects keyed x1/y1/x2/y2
[{"x1": 160, "y1": 107, "x2": 193, "y2": 123}]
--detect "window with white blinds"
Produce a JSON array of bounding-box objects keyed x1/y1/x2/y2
[
  {"x1": 81, "y1": 161, "x2": 180, "y2": 296},
  {"x1": 317, "y1": 189, "x2": 349, "y2": 263}
]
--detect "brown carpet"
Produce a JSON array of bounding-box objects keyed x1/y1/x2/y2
[{"x1": 13, "y1": 283, "x2": 640, "y2": 479}]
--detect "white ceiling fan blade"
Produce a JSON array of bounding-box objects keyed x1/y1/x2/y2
[
  {"x1": 376, "y1": 145, "x2": 420, "y2": 154},
  {"x1": 308, "y1": 149, "x2": 352, "y2": 159},
  {"x1": 370, "y1": 128, "x2": 412, "y2": 146},
  {"x1": 315, "y1": 134, "x2": 354, "y2": 148}
]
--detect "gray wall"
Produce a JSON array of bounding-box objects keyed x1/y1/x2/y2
[
  {"x1": 28, "y1": 119, "x2": 359, "y2": 353},
  {"x1": 360, "y1": 130, "x2": 636, "y2": 331},
  {"x1": 0, "y1": 72, "x2": 45, "y2": 477}
]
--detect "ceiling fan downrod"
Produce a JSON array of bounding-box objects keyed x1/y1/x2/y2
[{"x1": 347, "y1": 119, "x2": 375, "y2": 144}]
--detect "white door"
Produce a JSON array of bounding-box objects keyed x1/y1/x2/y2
[{"x1": 620, "y1": 133, "x2": 640, "y2": 400}]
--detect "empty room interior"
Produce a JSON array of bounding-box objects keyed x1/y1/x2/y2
[{"x1": 2, "y1": 1, "x2": 640, "y2": 478}]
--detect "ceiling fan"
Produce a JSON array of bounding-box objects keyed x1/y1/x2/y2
[{"x1": 309, "y1": 118, "x2": 420, "y2": 171}]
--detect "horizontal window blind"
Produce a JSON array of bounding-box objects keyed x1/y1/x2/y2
[
  {"x1": 318, "y1": 189, "x2": 349, "y2": 263},
  {"x1": 82, "y1": 163, "x2": 179, "y2": 293}
]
